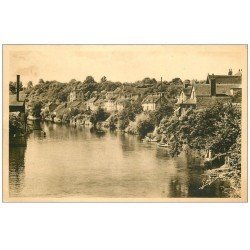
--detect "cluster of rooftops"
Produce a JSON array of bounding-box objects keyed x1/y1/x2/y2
[
  {"x1": 176, "y1": 69, "x2": 242, "y2": 114},
  {"x1": 9, "y1": 69, "x2": 243, "y2": 116}
]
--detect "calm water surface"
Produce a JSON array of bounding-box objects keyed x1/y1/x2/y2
[{"x1": 9, "y1": 122, "x2": 224, "y2": 198}]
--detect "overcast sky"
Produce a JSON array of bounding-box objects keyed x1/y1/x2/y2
[{"x1": 4, "y1": 45, "x2": 247, "y2": 86}]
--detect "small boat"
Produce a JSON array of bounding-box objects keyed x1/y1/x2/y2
[
  {"x1": 157, "y1": 142, "x2": 170, "y2": 148},
  {"x1": 96, "y1": 130, "x2": 105, "y2": 133},
  {"x1": 149, "y1": 138, "x2": 159, "y2": 142},
  {"x1": 27, "y1": 115, "x2": 40, "y2": 121},
  {"x1": 143, "y1": 136, "x2": 159, "y2": 142}
]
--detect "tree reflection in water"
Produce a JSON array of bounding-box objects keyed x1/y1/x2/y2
[
  {"x1": 9, "y1": 146, "x2": 26, "y2": 197},
  {"x1": 168, "y1": 152, "x2": 226, "y2": 198}
]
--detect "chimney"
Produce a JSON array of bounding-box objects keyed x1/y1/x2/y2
[
  {"x1": 211, "y1": 74, "x2": 216, "y2": 96},
  {"x1": 16, "y1": 75, "x2": 20, "y2": 101}
]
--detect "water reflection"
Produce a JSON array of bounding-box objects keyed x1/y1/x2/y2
[
  {"x1": 9, "y1": 122, "x2": 225, "y2": 198},
  {"x1": 9, "y1": 147, "x2": 26, "y2": 196}
]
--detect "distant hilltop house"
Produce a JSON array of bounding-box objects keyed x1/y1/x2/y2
[
  {"x1": 106, "y1": 91, "x2": 119, "y2": 99},
  {"x1": 104, "y1": 97, "x2": 118, "y2": 112},
  {"x1": 69, "y1": 87, "x2": 84, "y2": 102},
  {"x1": 44, "y1": 102, "x2": 59, "y2": 113},
  {"x1": 93, "y1": 98, "x2": 106, "y2": 110},
  {"x1": 86, "y1": 96, "x2": 99, "y2": 111},
  {"x1": 175, "y1": 69, "x2": 242, "y2": 116},
  {"x1": 115, "y1": 94, "x2": 140, "y2": 111},
  {"x1": 116, "y1": 99, "x2": 127, "y2": 111},
  {"x1": 142, "y1": 94, "x2": 166, "y2": 111},
  {"x1": 53, "y1": 102, "x2": 68, "y2": 118}
]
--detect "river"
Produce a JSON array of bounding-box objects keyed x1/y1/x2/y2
[{"x1": 9, "y1": 121, "x2": 225, "y2": 199}]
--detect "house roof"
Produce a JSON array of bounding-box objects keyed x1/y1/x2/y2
[
  {"x1": 196, "y1": 96, "x2": 232, "y2": 109},
  {"x1": 207, "y1": 74, "x2": 241, "y2": 85},
  {"x1": 130, "y1": 95, "x2": 139, "y2": 101},
  {"x1": 54, "y1": 102, "x2": 67, "y2": 116},
  {"x1": 180, "y1": 99, "x2": 197, "y2": 105},
  {"x1": 48, "y1": 103, "x2": 59, "y2": 112},
  {"x1": 106, "y1": 97, "x2": 117, "y2": 102},
  {"x1": 182, "y1": 86, "x2": 192, "y2": 96},
  {"x1": 116, "y1": 98, "x2": 130, "y2": 105},
  {"x1": 54, "y1": 102, "x2": 66, "y2": 112},
  {"x1": 142, "y1": 95, "x2": 161, "y2": 104},
  {"x1": 87, "y1": 97, "x2": 98, "y2": 103},
  {"x1": 113, "y1": 88, "x2": 121, "y2": 94},
  {"x1": 194, "y1": 84, "x2": 211, "y2": 96},
  {"x1": 45, "y1": 102, "x2": 52, "y2": 107},
  {"x1": 71, "y1": 88, "x2": 83, "y2": 92},
  {"x1": 94, "y1": 99, "x2": 105, "y2": 106},
  {"x1": 78, "y1": 102, "x2": 87, "y2": 110},
  {"x1": 69, "y1": 101, "x2": 81, "y2": 108},
  {"x1": 216, "y1": 84, "x2": 241, "y2": 95}
]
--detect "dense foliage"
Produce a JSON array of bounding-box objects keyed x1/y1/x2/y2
[
  {"x1": 162, "y1": 102, "x2": 241, "y2": 156},
  {"x1": 149, "y1": 101, "x2": 174, "y2": 126},
  {"x1": 118, "y1": 102, "x2": 143, "y2": 130},
  {"x1": 32, "y1": 101, "x2": 43, "y2": 118},
  {"x1": 23, "y1": 76, "x2": 182, "y2": 106},
  {"x1": 9, "y1": 113, "x2": 24, "y2": 136},
  {"x1": 160, "y1": 102, "x2": 241, "y2": 197},
  {"x1": 9, "y1": 81, "x2": 23, "y2": 94},
  {"x1": 90, "y1": 107, "x2": 110, "y2": 128}
]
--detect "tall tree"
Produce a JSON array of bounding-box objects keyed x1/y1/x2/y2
[
  {"x1": 32, "y1": 101, "x2": 43, "y2": 118},
  {"x1": 90, "y1": 107, "x2": 109, "y2": 128},
  {"x1": 27, "y1": 81, "x2": 33, "y2": 89},
  {"x1": 84, "y1": 76, "x2": 95, "y2": 84},
  {"x1": 142, "y1": 77, "x2": 157, "y2": 85},
  {"x1": 39, "y1": 79, "x2": 45, "y2": 84},
  {"x1": 100, "y1": 76, "x2": 107, "y2": 83},
  {"x1": 9, "y1": 81, "x2": 23, "y2": 94}
]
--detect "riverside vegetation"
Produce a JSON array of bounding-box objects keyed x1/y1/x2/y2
[{"x1": 9, "y1": 76, "x2": 242, "y2": 197}]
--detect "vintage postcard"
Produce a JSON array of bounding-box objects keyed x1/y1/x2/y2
[{"x1": 2, "y1": 44, "x2": 248, "y2": 202}]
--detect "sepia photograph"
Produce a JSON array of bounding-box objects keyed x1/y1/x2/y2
[{"x1": 2, "y1": 44, "x2": 247, "y2": 202}]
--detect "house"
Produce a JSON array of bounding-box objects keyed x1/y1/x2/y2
[
  {"x1": 142, "y1": 94, "x2": 165, "y2": 111},
  {"x1": 86, "y1": 97, "x2": 98, "y2": 111},
  {"x1": 93, "y1": 98, "x2": 105, "y2": 110},
  {"x1": 53, "y1": 102, "x2": 67, "y2": 118},
  {"x1": 78, "y1": 102, "x2": 87, "y2": 112},
  {"x1": 68, "y1": 100, "x2": 81, "y2": 110},
  {"x1": 114, "y1": 94, "x2": 140, "y2": 112},
  {"x1": 116, "y1": 99, "x2": 130, "y2": 111},
  {"x1": 69, "y1": 87, "x2": 84, "y2": 102},
  {"x1": 175, "y1": 69, "x2": 242, "y2": 116},
  {"x1": 206, "y1": 70, "x2": 242, "y2": 86},
  {"x1": 104, "y1": 97, "x2": 118, "y2": 112},
  {"x1": 44, "y1": 102, "x2": 58, "y2": 113},
  {"x1": 176, "y1": 86, "x2": 193, "y2": 104}
]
